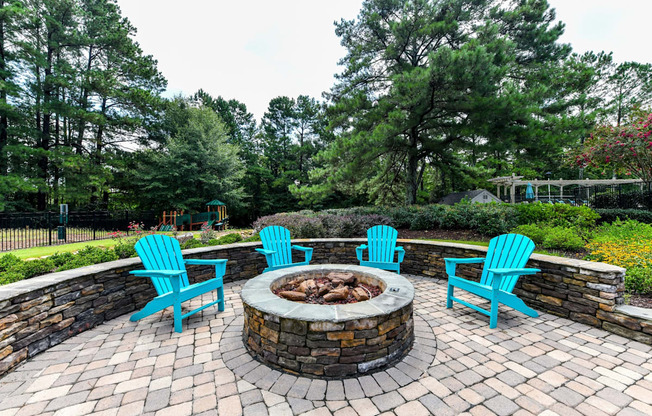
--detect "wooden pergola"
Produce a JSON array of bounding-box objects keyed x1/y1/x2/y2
[{"x1": 488, "y1": 174, "x2": 645, "y2": 204}]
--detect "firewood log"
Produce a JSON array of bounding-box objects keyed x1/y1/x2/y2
[{"x1": 279, "y1": 291, "x2": 307, "y2": 301}]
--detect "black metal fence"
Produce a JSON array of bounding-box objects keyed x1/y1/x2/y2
[
  {"x1": 501, "y1": 183, "x2": 651, "y2": 209},
  {"x1": 0, "y1": 210, "x2": 158, "y2": 252}
]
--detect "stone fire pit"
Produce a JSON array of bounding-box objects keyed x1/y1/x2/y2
[{"x1": 241, "y1": 265, "x2": 414, "y2": 378}]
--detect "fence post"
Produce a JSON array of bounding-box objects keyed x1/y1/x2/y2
[
  {"x1": 92, "y1": 211, "x2": 96, "y2": 240},
  {"x1": 125, "y1": 210, "x2": 129, "y2": 235},
  {"x1": 48, "y1": 211, "x2": 52, "y2": 246}
]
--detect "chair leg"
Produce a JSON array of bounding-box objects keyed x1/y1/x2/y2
[
  {"x1": 489, "y1": 290, "x2": 499, "y2": 329},
  {"x1": 446, "y1": 283, "x2": 454, "y2": 308},
  {"x1": 173, "y1": 299, "x2": 183, "y2": 333},
  {"x1": 218, "y1": 286, "x2": 225, "y2": 311}
]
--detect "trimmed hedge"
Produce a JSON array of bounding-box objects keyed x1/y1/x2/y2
[
  {"x1": 252, "y1": 213, "x2": 392, "y2": 238},
  {"x1": 595, "y1": 209, "x2": 652, "y2": 224}
]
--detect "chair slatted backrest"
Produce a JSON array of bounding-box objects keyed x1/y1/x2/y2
[
  {"x1": 480, "y1": 234, "x2": 535, "y2": 292},
  {"x1": 260, "y1": 226, "x2": 293, "y2": 266},
  {"x1": 367, "y1": 225, "x2": 398, "y2": 263},
  {"x1": 135, "y1": 235, "x2": 190, "y2": 295}
]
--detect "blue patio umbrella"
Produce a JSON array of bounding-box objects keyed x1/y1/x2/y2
[{"x1": 525, "y1": 182, "x2": 534, "y2": 199}]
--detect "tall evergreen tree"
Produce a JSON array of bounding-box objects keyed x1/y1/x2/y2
[{"x1": 310, "y1": 0, "x2": 574, "y2": 205}]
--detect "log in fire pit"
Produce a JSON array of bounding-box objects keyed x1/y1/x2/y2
[
  {"x1": 241, "y1": 265, "x2": 414, "y2": 378},
  {"x1": 273, "y1": 271, "x2": 382, "y2": 304}
]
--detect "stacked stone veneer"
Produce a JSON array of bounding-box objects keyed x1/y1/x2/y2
[
  {"x1": 243, "y1": 303, "x2": 413, "y2": 379},
  {"x1": 241, "y1": 265, "x2": 415, "y2": 379},
  {"x1": 0, "y1": 238, "x2": 643, "y2": 378}
]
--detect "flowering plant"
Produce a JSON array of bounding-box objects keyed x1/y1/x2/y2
[
  {"x1": 199, "y1": 222, "x2": 216, "y2": 244},
  {"x1": 573, "y1": 111, "x2": 652, "y2": 183}
]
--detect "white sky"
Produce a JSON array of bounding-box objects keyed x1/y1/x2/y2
[{"x1": 116, "y1": 0, "x2": 652, "y2": 122}]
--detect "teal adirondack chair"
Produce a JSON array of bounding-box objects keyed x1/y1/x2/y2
[
  {"x1": 356, "y1": 225, "x2": 405, "y2": 274},
  {"x1": 445, "y1": 233, "x2": 540, "y2": 328},
  {"x1": 129, "y1": 235, "x2": 227, "y2": 333},
  {"x1": 256, "y1": 226, "x2": 313, "y2": 273}
]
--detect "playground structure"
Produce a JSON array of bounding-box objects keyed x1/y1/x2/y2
[{"x1": 158, "y1": 200, "x2": 228, "y2": 231}]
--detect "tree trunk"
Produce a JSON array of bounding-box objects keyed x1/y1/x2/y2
[
  {"x1": 0, "y1": 0, "x2": 7, "y2": 176},
  {"x1": 405, "y1": 131, "x2": 419, "y2": 205}
]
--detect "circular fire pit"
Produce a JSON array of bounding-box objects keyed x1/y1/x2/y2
[{"x1": 241, "y1": 265, "x2": 414, "y2": 378}]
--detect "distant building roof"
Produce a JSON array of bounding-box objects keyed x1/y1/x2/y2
[{"x1": 438, "y1": 189, "x2": 495, "y2": 205}]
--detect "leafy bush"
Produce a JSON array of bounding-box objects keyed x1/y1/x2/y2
[
  {"x1": 512, "y1": 224, "x2": 548, "y2": 246},
  {"x1": 513, "y1": 224, "x2": 585, "y2": 250},
  {"x1": 181, "y1": 239, "x2": 205, "y2": 249},
  {"x1": 515, "y1": 203, "x2": 600, "y2": 229},
  {"x1": 113, "y1": 241, "x2": 137, "y2": 259},
  {"x1": 592, "y1": 189, "x2": 652, "y2": 210},
  {"x1": 252, "y1": 213, "x2": 391, "y2": 238},
  {"x1": 624, "y1": 267, "x2": 652, "y2": 294},
  {"x1": 19, "y1": 258, "x2": 56, "y2": 278},
  {"x1": 595, "y1": 209, "x2": 652, "y2": 224},
  {"x1": 57, "y1": 246, "x2": 119, "y2": 271},
  {"x1": 0, "y1": 254, "x2": 22, "y2": 273},
  {"x1": 208, "y1": 233, "x2": 243, "y2": 245}
]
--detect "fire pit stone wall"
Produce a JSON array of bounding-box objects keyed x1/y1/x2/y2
[{"x1": 241, "y1": 265, "x2": 414, "y2": 378}]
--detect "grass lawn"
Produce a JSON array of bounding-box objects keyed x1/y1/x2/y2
[
  {"x1": 7, "y1": 229, "x2": 252, "y2": 260},
  {"x1": 10, "y1": 239, "x2": 120, "y2": 260}
]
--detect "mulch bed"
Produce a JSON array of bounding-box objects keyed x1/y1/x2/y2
[{"x1": 629, "y1": 295, "x2": 652, "y2": 309}]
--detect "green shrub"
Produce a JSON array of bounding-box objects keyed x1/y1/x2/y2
[
  {"x1": 595, "y1": 209, "x2": 652, "y2": 224},
  {"x1": 113, "y1": 241, "x2": 137, "y2": 259},
  {"x1": 215, "y1": 233, "x2": 243, "y2": 245},
  {"x1": 242, "y1": 234, "x2": 262, "y2": 242},
  {"x1": 48, "y1": 252, "x2": 75, "y2": 267},
  {"x1": 624, "y1": 267, "x2": 652, "y2": 295},
  {"x1": 57, "y1": 246, "x2": 119, "y2": 271},
  {"x1": 541, "y1": 227, "x2": 585, "y2": 251},
  {"x1": 0, "y1": 271, "x2": 23, "y2": 286},
  {"x1": 513, "y1": 224, "x2": 585, "y2": 250},
  {"x1": 512, "y1": 224, "x2": 548, "y2": 246},
  {"x1": 515, "y1": 203, "x2": 600, "y2": 229},
  {"x1": 180, "y1": 239, "x2": 205, "y2": 249},
  {"x1": 18, "y1": 258, "x2": 56, "y2": 278},
  {"x1": 0, "y1": 253, "x2": 21, "y2": 272}
]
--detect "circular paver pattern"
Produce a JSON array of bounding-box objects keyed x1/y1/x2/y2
[{"x1": 0, "y1": 275, "x2": 651, "y2": 416}]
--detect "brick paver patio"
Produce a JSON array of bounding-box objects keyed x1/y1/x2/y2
[{"x1": 1, "y1": 275, "x2": 651, "y2": 416}]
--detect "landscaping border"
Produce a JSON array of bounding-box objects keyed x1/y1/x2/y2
[{"x1": 0, "y1": 238, "x2": 641, "y2": 378}]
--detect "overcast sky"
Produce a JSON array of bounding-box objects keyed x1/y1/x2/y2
[{"x1": 115, "y1": 0, "x2": 652, "y2": 122}]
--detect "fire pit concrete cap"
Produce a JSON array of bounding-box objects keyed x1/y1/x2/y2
[{"x1": 241, "y1": 264, "x2": 414, "y2": 323}]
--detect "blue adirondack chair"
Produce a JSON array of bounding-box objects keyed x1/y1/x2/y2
[
  {"x1": 356, "y1": 225, "x2": 405, "y2": 274},
  {"x1": 129, "y1": 234, "x2": 227, "y2": 333},
  {"x1": 256, "y1": 226, "x2": 313, "y2": 273},
  {"x1": 445, "y1": 233, "x2": 540, "y2": 328}
]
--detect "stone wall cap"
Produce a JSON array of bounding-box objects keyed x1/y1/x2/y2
[
  {"x1": 0, "y1": 257, "x2": 142, "y2": 301},
  {"x1": 616, "y1": 304, "x2": 652, "y2": 321},
  {"x1": 241, "y1": 264, "x2": 414, "y2": 322}
]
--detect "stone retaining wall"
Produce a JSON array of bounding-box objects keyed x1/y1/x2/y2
[{"x1": 0, "y1": 238, "x2": 642, "y2": 378}]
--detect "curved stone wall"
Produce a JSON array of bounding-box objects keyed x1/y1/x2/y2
[{"x1": 0, "y1": 238, "x2": 639, "y2": 378}]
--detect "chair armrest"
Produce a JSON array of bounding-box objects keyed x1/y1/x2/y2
[
  {"x1": 356, "y1": 244, "x2": 368, "y2": 262},
  {"x1": 444, "y1": 257, "x2": 486, "y2": 278},
  {"x1": 291, "y1": 245, "x2": 311, "y2": 252},
  {"x1": 444, "y1": 257, "x2": 486, "y2": 264},
  {"x1": 292, "y1": 245, "x2": 313, "y2": 263},
  {"x1": 487, "y1": 268, "x2": 540, "y2": 277},
  {"x1": 184, "y1": 259, "x2": 228, "y2": 265},
  {"x1": 255, "y1": 248, "x2": 276, "y2": 255},
  {"x1": 396, "y1": 246, "x2": 405, "y2": 263},
  {"x1": 129, "y1": 270, "x2": 185, "y2": 279}
]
